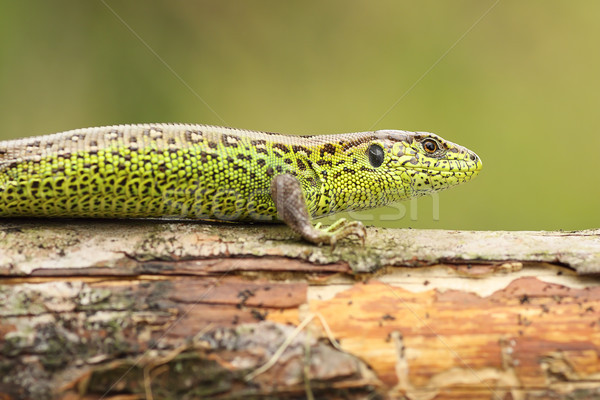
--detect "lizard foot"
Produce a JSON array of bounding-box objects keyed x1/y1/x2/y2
[{"x1": 313, "y1": 218, "x2": 366, "y2": 248}]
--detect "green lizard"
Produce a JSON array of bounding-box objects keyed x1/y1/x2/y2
[{"x1": 0, "y1": 124, "x2": 482, "y2": 245}]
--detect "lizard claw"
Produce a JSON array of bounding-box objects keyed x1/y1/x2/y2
[{"x1": 313, "y1": 218, "x2": 366, "y2": 248}]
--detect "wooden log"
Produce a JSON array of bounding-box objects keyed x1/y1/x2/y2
[{"x1": 1, "y1": 219, "x2": 599, "y2": 399}]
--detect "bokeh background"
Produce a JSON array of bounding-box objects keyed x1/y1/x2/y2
[{"x1": 1, "y1": 1, "x2": 598, "y2": 231}]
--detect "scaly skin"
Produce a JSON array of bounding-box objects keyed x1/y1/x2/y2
[{"x1": 0, "y1": 124, "x2": 482, "y2": 244}]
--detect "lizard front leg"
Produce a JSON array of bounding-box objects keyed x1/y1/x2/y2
[{"x1": 270, "y1": 174, "x2": 366, "y2": 246}]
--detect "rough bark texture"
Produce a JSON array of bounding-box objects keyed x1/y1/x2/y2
[{"x1": 1, "y1": 219, "x2": 599, "y2": 400}]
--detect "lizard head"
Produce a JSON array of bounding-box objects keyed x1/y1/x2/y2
[
  {"x1": 370, "y1": 130, "x2": 483, "y2": 198},
  {"x1": 302, "y1": 129, "x2": 482, "y2": 216}
]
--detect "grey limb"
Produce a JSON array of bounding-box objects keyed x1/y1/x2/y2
[{"x1": 270, "y1": 174, "x2": 366, "y2": 246}]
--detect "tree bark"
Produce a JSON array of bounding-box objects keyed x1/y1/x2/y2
[{"x1": 1, "y1": 219, "x2": 599, "y2": 399}]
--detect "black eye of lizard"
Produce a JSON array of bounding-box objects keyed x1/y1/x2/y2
[
  {"x1": 368, "y1": 144, "x2": 384, "y2": 167},
  {"x1": 423, "y1": 139, "x2": 439, "y2": 154}
]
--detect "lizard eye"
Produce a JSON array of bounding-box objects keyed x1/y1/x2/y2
[
  {"x1": 422, "y1": 139, "x2": 439, "y2": 154},
  {"x1": 368, "y1": 144, "x2": 384, "y2": 167}
]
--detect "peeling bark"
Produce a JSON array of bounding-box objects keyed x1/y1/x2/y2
[{"x1": 1, "y1": 219, "x2": 599, "y2": 399}]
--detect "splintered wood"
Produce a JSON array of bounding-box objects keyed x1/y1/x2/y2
[{"x1": 1, "y1": 221, "x2": 599, "y2": 399}]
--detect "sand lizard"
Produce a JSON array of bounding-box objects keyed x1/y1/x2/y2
[{"x1": 0, "y1": 124, "x2": 482, "y2": 245}]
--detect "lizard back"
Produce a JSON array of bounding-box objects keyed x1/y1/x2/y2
[{"x1": 0, "y1": 124, "x2": 319, "y2": 221}]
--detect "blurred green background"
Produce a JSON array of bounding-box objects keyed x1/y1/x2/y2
[{"x1": 1, "y1": 1, "x2": 599, "y2": 231}]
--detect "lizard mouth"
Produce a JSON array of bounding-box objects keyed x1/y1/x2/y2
[
  {"x1": 408, "y1": 158, "x2": 482, "y2": 174},
  {"x1": 398, "y1": 147, "x2": 482, "y2": 174}
]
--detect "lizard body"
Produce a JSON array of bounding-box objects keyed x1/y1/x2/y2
[{"x1": 0, "y1": 123, "x2": 482, "y2": 244}]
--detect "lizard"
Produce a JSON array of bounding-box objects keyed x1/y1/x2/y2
[{"x1": 0, "y1": 123, "x2": 482, "y2": 245}]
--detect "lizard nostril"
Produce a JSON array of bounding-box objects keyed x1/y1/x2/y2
[{"x1": 470, "y1": 154, "x2": 476, "y2": 162}]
